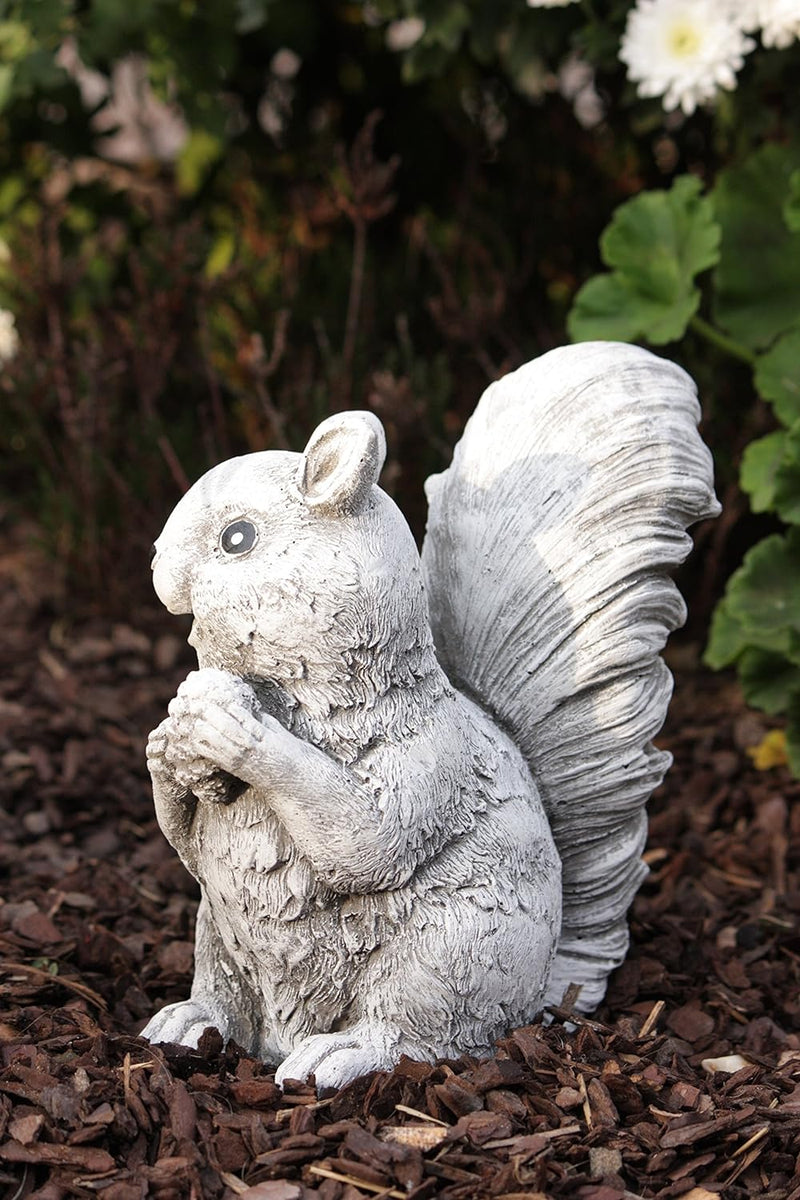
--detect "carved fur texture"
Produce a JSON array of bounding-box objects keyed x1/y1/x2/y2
[
  {"x1": 141, "y1": 343, "x2": 719, "y2": 1088},
  {"x1": 421, "y1": 341, "x2": 721, "y2": 1011}
]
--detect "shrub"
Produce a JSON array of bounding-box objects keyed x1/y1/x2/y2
[{"x1": 1, "y1": 0, "x2": 799, "y2": 775}]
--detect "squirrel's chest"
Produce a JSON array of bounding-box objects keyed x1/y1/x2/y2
[
  {"x1": 191, "y1": 791, "x2": 388, "y2": 974},
  {"x1": 194, "y1": 793, "x2": 327, "y2": 921}
]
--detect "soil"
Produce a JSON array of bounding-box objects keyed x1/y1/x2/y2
[{"x1": 1, "y1": 551, "x2": 799, "y2": 1200}]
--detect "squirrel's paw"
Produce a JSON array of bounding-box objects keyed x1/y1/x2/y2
[
  {"x1": 175, "y1": 667, "x2": 259, "y2": 713},
  {"x1": 146, "y1": 722, "x2": 169, "y2": 772},
  {"x1": 140, "y1": 999, "x2": 222, "y2": 1048},
  {"x1": 167, "y1": 680, "x2": 268, "y2": 784},
  {"x1": 147, "y1": 716, "x2": 230, "y2": 802},
  {"x1": 150, "y1": 668, "x2": 264, "y2": 790},
  {"x1": 275, "y1": 1023, "x2": 401, "y2": 1092}
]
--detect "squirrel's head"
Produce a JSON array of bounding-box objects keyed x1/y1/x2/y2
[{"x1": 151, "y1": 412, "x2": 433, "y2": 700}]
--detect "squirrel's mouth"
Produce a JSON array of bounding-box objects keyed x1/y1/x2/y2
[
  {"x1": 187, "y1": 619, "x2": 222, "y2": 667},
  {"x1": 188, "y1": 619, "x2": 267, "y2": 685}
]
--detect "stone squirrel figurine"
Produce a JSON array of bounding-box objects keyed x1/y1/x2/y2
[{"x1": 142, "y1": 341, "x2": 719, "y2": 1090}]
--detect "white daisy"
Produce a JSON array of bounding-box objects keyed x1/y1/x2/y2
[
  {"x1": 722, "y1": 0, "x2": 762, "y2": 31},
  {"x1": 0, "y1": 309, "x2": 19, "y2": 363},
  {"x1": 754, "y1": 0, "x2": 800, "y2": 47},
  {"x1": 620, "y1": 0, "x2": 756, "y2": 115}
]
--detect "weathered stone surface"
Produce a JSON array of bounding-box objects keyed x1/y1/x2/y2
[{"x1": 142, "y1": 341, "x2": 719, "y2": 1089}]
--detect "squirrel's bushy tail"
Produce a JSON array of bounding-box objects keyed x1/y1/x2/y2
[{"x1": 421, "y1": 342, "x2": 720, "y2": 1012}]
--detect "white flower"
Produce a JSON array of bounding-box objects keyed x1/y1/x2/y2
[
  {"x1": 58, "y1": 40, "x2": 188, "y2": 163},
  {"x1": 0, "y1": 309, "x2": 19, "y2": 363},
  {"x1": 754, "y1": 0, "x2": 800, "y2": 47},
  {"x1": 724, "y1": 0, "x2": 800, "y2": 44},
  {"x1": 722, "y1": 0, "x2": 762, "y2": 31},
  {"x1": 385, "y1": 17, "x2": 425, "y2": 52},
  {"x1": 270, "y1": 48, "x2": 301, "y2": 79},
  {"x1": 558, "y1": 53, "x2": 605, "y2": 128},
  {"x1": 620, "y1": 0, "x2": 756, "y2": 115},
  {"x1": 526, "y1": 0, "x2": 578, "y2": 6}
]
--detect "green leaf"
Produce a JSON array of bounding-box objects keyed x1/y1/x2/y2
[
  {"x1": 784, "y1": 169, "x2": 800, "y2": 233},
  {"x1": 726, "y1": 530, "x2": 800, "y2": 636},
  {"x1": 740, "y1": 430, "x2": 786, "y2": 512},
  {"x1": 738, "y1": 648, "x2": 800, "y2": 715},
  {"x1": 176, "y1": 129, "x2": 222, "y2": 196},
  {"x1": 713, "y1": 144, "x2": 800, "y2": 350},
  {"x1": 0, "y1": 20, "x2": 34, "y2": 61},
  {"x1": 426, "y1": 2, "x2": 471, "y2": 52},
  {"x1": 704, "y1": 598, "x2": 751, "y2": 668},
  {"x1": 0, "y1": 63, "x2": 14, "y2": 111},
  {"x1": 401, "y1": 40, "x2": 450, "y2": 82},
  {"x1": 568, "y1": 175, "x2": 720, "y2": 346},
  {"x1": 570, "y1": 269, "x2": 704, "y2": 344},
  {"x1": 568, "y1": 274, "x2": 662, "y2": 343},
  {"x1": 773, "y1": 422, "x2": 800, "y2": 524},
  {"x1": 601, "y1": 176, "x2": 719, "y2": 281},
  {"x1": 0, "y1": 176, "x2": 24, "y2": 217},
  {"x1": 205, "y1": 231, "x2": 235, "y2": 279},
  {"x1": 754, "y1": 326, "x2": 800, "y2": 425}
]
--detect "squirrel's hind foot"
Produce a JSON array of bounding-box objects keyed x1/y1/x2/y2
[
  {"x1": 140, "y1": 998, "x2": 223, "y2": 1049},
  {"x1": 275, "y1": 1021, "x2": 423, "y2": 1092}
]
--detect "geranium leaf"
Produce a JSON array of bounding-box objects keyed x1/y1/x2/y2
[
  {"x1": 568, "y1": 175, "x2": 719, "y2": 345},
  {"x1": 713, "y1": 144, "x2": 800, "y2": 350},
  {"x1": 740, "y1": 430, "x2": 786, "y2": 513},
  {"x1": 704, "y1": 599, "x2": 751, "y2": 668},
  {"x1": 773, "y1": 423, "x2": 800, "y2": 524},
  {"x1": 569, "y1": 271, "x2": 702, "y2": 344},
  {"x1": 754, "y1": 326, "x2": 800, "y2": 425},
  {"x1": 784, "y1": 169, "x2": 800, "y2": 233},
  {"x1": 725, "y1": 530, "x2": 800, "y2": 635},
  {"x1": 600, "y1": 175, "x2": 719, "y2": 284},
  {"x1": 739, "y1": 648, "x2": 800, "y2": 716}
]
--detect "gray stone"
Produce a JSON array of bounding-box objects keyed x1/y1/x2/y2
[{"x1": 141, "y1": 341, "x2": 719, "y2": 1089}]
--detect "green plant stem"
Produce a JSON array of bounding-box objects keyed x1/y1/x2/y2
[{"x1": 690, "y1": 314, "x2": 757, "y2": 367}]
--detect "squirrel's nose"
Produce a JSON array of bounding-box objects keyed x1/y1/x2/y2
[{"x1": 151, "y1": 550, "x2": 193, "y2": 615}]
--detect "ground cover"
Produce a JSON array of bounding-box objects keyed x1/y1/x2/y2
[{"x1": 0, "y1": 555, "x2": 798, "y2": 1200}]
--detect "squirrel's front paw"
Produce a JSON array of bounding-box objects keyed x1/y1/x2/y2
[
  {"x1": 175, "y1": 668, "x2": 260, "y2": 714},
  {"x1": 146, "y1": 721, "x2": 170, "y2": 771},
  {"x1": 148, "y1": 710, "x2": 235, "y2": 805},
  {"x1": 165, "y1": 670, "x2": 266, "y2": 785}
]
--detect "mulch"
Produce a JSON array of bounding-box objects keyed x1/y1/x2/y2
[{"x1": 1, "y1": 555, "x2": 798, "y2": 1200}]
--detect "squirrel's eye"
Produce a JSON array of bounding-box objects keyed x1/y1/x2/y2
[{"x1": 220, "y1": 519, "x2": 258, "y2": 556}]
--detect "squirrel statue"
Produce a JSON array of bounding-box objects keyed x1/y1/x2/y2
[{"x1": 141, "y1": 341, "x2": 719, "y2": 1090}]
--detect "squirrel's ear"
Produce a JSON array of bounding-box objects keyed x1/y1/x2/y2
[{"x1": 298, "y1": 411, "x2": 386, "y2": 515}]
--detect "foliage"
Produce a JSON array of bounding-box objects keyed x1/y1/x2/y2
[
  {"x1": 1, "y1": 0, "x2": 800, "y2": 760},
  {"x1": 0, "y1": 0, "x2": 624, "y2": 596},
  {"x1": 712, "y1": 145, "x2": 800, "y2": 350},
  {"x1": 568, "y1": 140, "x2": 800, "y2": 773},
  {"x1": 567, "y1": 176, "x2": 720, "y2": 344}
]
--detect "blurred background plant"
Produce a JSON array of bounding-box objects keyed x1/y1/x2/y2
[{"x1": 1, "y1": 0, "x2": 798, "y2": 761}]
